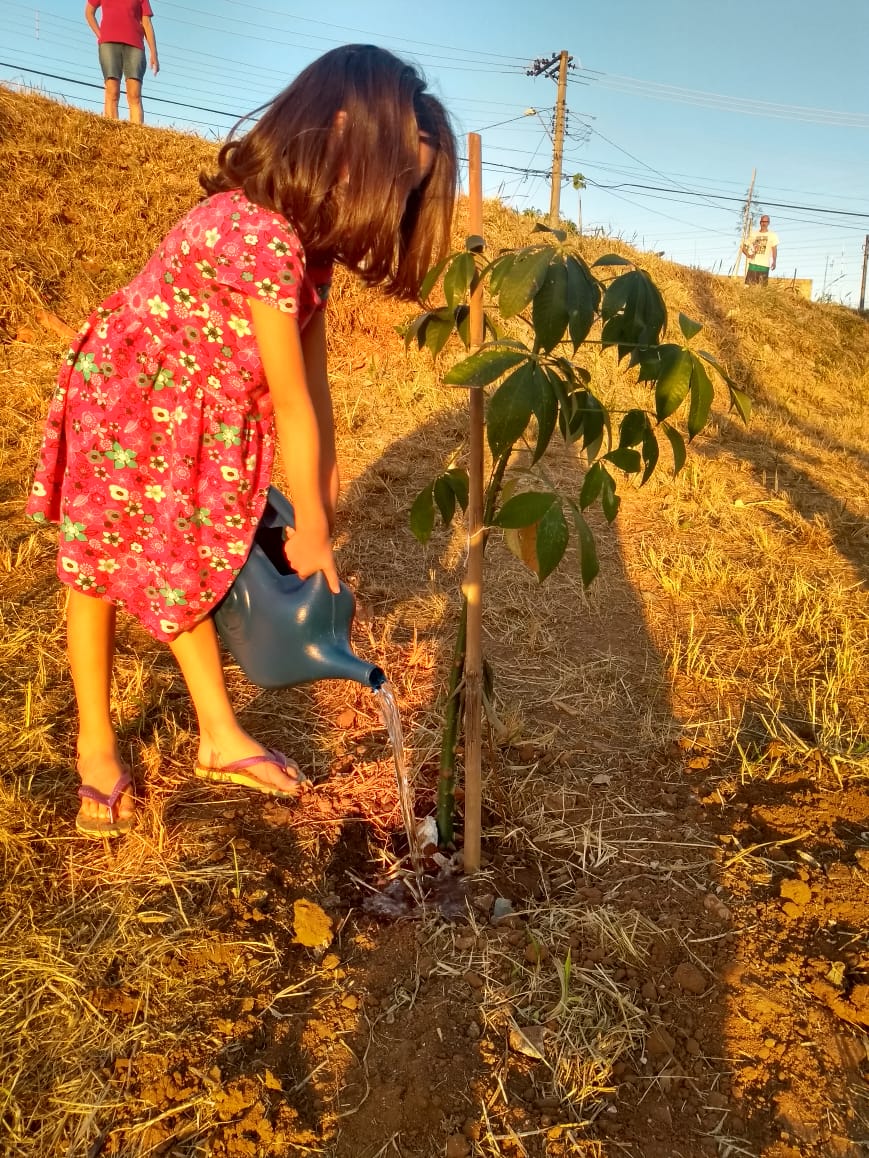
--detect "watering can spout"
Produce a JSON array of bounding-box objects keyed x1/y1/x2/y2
[
  {"x1": 214, "y1": 488, "x2": 386, "y2": 691},
  {"x1": 313, "y1": 645, "x2": 387, "y2": 690}
]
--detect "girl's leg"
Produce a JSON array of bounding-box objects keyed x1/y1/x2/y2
[
  {"x1": 67, "y1": 590, "x2": 135, "y2": 823},
  {"x1": 168, "y1": 617, "x2": 302, "y2": 793}
]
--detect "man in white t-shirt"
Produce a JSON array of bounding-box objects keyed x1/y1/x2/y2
[{"x1": 741, "y1": 215, "x2": 779, "y2": 285}]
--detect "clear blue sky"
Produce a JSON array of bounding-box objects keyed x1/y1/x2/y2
[{"x1": 2, "y1": 0, "x2": 868, "y2": 304}]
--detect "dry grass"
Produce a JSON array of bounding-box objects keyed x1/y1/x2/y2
[{"x1": 2, "y1": 84, "x2": 868, "y2": 1156}]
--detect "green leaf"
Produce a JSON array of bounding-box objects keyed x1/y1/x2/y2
[
  {"x1": 433, "y1": 475, "x2": 457, "y2": 525},
  {"x1": 454, "y1": 304, "x2": 499, "y2": 348},
  {"x1": 497, "y1": 248, "x2": 553, "y2": 318},
  {"x1": 605, "y1": 447, "x2": 641, "y2": 474},
  {"x1": 564, "y1": 255, "x2": 599, "y2": 349},
  {"x1": 655, "y1": 346, "x2": 693, "y2": 421},
  {"x1": 445, "y1": 468, "x2": 469, "y2": 510},
  {"x1": 443, "y1": 251, "x2": 476, "y2": 310},
  {"x1": 422, "y1": 310, "x2": 456, "y2": 357},
  {"x1": 687, "y1": 353, "x2": 714, "y2": 439},
  {"x1": 494, "y1": 491, "x2": 556, "y2": 528},
  {"x1": 640, "y1": 426, "x2": 659, "y2": 484},
  {"x1": 592, "y1": 254, "x2": 633, "y2": 267},
  {"x1": 661, "y1": 423, "x2": 687, "y2": 474},
  {"x1": 579, "y1": 461, "x2": 604, "y2": 509},
  {"x1": 486, "y1": 363, "x2": 537, "y2": 457},
  {"x1": 697, "y1": 348, "x2": 726, "y2": 375},
  {"x1": 443, "y1": 346, "x2": 527, "y2": 387},
  {"x1": 581, "y1": 392, "x2": 607, "y2": 456},
  {"x1": 601, "y1": 270, "x2": 667, "y2": 359},
  {"x1": 465, "y1": 234, "x2": 485, "y2": 252},
  {"x1": 567, "y1": 500, "x2": 600, "y2": 587},
  {"x1": 600, "y1": 468, "x2": 621, "y2": 523},
  {"x1": 532, "y1": 222, "x2": 566, "y2": 242},
  {"x1": 409, "y1": 484, "x2": 435, "y2": 543},
  {"x1": 535, "y1": 501, "x2": 569, "y2": 580},
  {"x1": 678, "y1": 312, "x2": 703, "y2": 341},
  {"x1": 487, "y1": 252, "x2": 517, "y2": 296},
  {"x1": 619, "y1": 408, "x2": 648, "y2": 448},
  {"x1": 729, "y1": 387, "x2": 752, "y2": 424},
  {"x1": 532, "y1": 257, "x2": 569, "y2": 353},
  {"x1": 403, "y1": 311, "x2": 429, "y2": 350},
  {"x1": 418, "y1": 255, "x2": 451, "y2": 302},
  {"x1": 531, "y1": 365, "x2": 558, "y2": 465}
]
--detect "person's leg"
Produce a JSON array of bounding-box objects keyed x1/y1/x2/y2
[
  {"x1": 125, "y1": 78, "x2": 144, "y2": 124},
  {"x1": 103, "y1": 77, "x2": 121, "y2": 119},
  {"x1": 98, "y1": 43, "x2": 122, "y2": 119},
  {"x1": 123, "y1": 47, "x2": 147, "y2": 124},
  {"x1": 67, "y1": 590, "x2": 135, "y2": 823},
  {"x1": 168, "y1": 617, "x2": 303, "y2": 793}
]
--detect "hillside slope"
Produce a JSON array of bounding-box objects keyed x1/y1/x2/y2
[{"x1": 2, "y1": 87, "x2": 868, "y2": 1158}]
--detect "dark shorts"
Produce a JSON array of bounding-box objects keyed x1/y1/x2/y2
[
  {"x1": 98, "y1": 42, "x2": 146, "y2": 82},
  {"x1": 745, "y1": 266, "x2": 770, "y2": 286}
]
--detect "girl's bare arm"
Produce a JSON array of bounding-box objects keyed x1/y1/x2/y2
[
  {"x1": 248, "y1": 298, "x2": 339, "y2": 593},
  {"x1": 299, "y1": 309, "x2": 338, "y2": 531}
]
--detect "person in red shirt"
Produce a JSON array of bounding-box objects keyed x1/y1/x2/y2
[{"x1": 85, "y1": 0, "x2": 159, "y2": 123}]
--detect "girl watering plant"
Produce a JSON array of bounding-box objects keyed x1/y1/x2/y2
[{"x1": 27, "y1": 44, "x2": 457, "y2": 839}]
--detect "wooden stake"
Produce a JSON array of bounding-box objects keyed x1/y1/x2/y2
[{"x1": 463, "y1": 133, "x2": 485, "y2": 874}]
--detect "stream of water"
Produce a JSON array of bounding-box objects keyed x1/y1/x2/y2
[{"x1": 373, "y1": 681, "x2": 423, "y2": 877}]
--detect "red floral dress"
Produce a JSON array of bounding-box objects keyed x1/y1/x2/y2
[{"x1": 27, "y1": 190, "x2": 332, "y2": 641}]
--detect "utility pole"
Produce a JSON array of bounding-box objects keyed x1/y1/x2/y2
[
  {"x1": 734, "y1": 169, "x2": 756, "y2": 278},
  {"x1": 859, "y1": 234, "x2": 869, "y2": 312},
  {"x1": 527, "y1": 51, "x2": 572, "y2": 228}
]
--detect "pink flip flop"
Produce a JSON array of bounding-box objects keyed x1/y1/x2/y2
[
  {"x1": 76, "y1": 770, "x2": 134, "y2": 839},
  {"x1": 194, "y1": 748, "x2": 307, "y2": 799}
]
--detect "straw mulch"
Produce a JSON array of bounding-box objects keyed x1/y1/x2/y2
[{"x1": 2, "y1": 85, "x2": 868, "y2": 1158}]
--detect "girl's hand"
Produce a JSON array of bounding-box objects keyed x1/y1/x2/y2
[{"x1": 283, "y1": 525, "x2": 340, "y2": 594}]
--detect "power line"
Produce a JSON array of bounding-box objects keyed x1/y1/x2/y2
[
  {"x1": 573, "y1": 68, "x2": 869, "y2": 129},
  {"x1": 0, "y1": 61, "x2": 243, "y2": 118}
]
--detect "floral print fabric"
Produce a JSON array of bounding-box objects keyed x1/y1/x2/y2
[{"x1": 27, "y1": 190, "x2": 331, "y2": 641}]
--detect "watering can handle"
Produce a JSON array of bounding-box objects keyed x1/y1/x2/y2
[{"x1": 261, "y1": 486, "x2": 296, "y2": 532}]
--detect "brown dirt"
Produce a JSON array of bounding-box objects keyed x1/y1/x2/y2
[{"x1": 1, "y1": 86, "x2": 868, "y2": 1158}]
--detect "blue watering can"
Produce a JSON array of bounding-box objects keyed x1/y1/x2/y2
[{"x1": 214, "y1": 487, "x2": 386, "y2": 690}]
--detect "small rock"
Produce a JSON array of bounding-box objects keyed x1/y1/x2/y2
[
  {"x1": 524, "y1": 941, "x2": 550, "y2": 965},
  {"x1": 445, "y1": 1134, "x2": 471, "y2": 1158},
  {"x1": 509, "y1": 1025, "x2": 548, "y2": 1060},
  {"x1": 674, "y1": 963, "x2": 707, "y2": 995},
  {"x1": 780, "y1": 879, "x2": 811, "y2": 907},
  {"x1": 645, "y1": 1027, "x2": 676, "y2": 1058},
  {"x1": 463, "y1": 970, "x2": 485, "y2": 990},
  {"x1": 341, "y1": 995, "x2": 359, "y2": 1011},
  {"x1": 336, "y1": 708, "x2": 356, "y2": 729},
  {"x1": 491, "y1": 897, "x2": 515, "y2": 923}
]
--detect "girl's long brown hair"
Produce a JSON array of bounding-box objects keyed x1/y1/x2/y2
[{"x1": 200, "y1": 45, "x2": 457, "y2": 300}]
